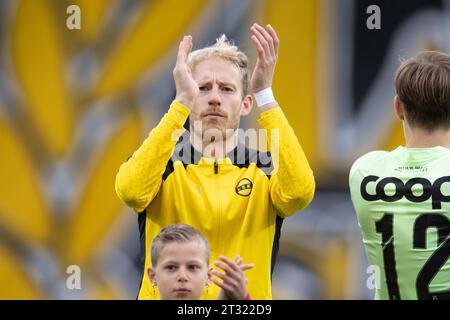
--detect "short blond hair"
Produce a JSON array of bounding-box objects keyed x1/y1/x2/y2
[
  {"x1": 188, "y1": 34, "x2": 250, "y2": 97},
  {"x1": 395, "y1": 51, "x2": 450, "y2": 130},
  {"x1": 150, "y1": 224, "x2": 210, "y2": 267}
]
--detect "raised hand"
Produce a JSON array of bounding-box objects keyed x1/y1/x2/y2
[
  {"x1": 212, "y1": 255, "x2": 253, "y2": 300},
  {"x1": 249, "y1": 23, "x2": 279, "y2": 93},
  {"x1": 173, "y1": 35, "x2": 199, "y2": 108}
]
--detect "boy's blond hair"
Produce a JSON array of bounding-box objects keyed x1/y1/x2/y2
[{"x1": 150, "y1": 224, "x2": 210, "y2": 267}]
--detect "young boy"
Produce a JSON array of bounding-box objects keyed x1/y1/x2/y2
[
  {"x1": 147, "y1": 223, "x2": 253, "y2": 300},
  {"x1": 349, "y1": 51, "x2": 450, "y2": 300}
]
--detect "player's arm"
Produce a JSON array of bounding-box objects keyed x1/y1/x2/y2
[
  {"x1": 115, "y1": 36, "x2": 198, "y2": 212},
  {"x1": 250, "y1": 23, "x2": 315, "y2": 217},
  {"x1": 212, "y1": 255, "x2": 253, "y2": 300}
]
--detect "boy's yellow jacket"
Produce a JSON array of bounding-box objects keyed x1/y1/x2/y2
[{"x1": 115, "y1": 101, "x2": 315, "y2": 299}]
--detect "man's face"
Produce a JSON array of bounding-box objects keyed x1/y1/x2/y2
[
  {"x1": 150, "y1": 241, "x2": 210, "y2": 300},
  {"x1": 190, "y1": 57, "x2": 248, "y2": 139}
]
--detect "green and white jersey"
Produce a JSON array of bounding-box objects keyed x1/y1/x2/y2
[{"x1": 349, "y1": 146, "x2": 450, "y2": 300}]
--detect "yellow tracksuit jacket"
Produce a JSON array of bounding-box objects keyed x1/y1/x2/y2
[{"x1": 115, "y1": 101, "x2": 315, "y2": 299}]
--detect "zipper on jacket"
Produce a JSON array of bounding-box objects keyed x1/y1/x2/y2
[{"x1": 214, "y1": 159, "x2": 218, "y2": 174}]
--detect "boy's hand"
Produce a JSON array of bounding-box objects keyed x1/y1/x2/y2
[{"x1": 213, "y1": 255, "x2": 253, "y2": 300}]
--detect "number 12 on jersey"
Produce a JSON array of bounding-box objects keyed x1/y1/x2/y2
[{"x1": 375, "y1": 213, "x2": 450, "y2": 300}]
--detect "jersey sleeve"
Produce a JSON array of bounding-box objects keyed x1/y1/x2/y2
[
  {"x1": 258, "y1": 107, "x2": 315, "y2": 217},
  {"x1": 349, "y1": 151, "x2": 384, "y2": 211},
  {"x1": 349, "y1": 156, "x2": 364, "y2": 203},
  {"x1": 115, "y1": 101, "x2": 190, "y2": 212}
]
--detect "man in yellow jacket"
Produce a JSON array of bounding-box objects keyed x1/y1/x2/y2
[{"x1": 115, "y1": 23, "x2": 315, "y2": 299}]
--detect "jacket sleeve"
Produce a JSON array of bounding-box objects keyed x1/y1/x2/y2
[
  {"x1": 115, "y1": 101, "x2": 190, "y2": 212},
  {"x1": 258, "y1": 107, "x2": 315, "y2": 217}
]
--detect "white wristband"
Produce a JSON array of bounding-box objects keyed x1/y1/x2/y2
[{"x1": 253, "y1": 88, "x2": 275, "y2": 107}]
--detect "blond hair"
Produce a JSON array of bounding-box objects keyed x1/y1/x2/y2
[
  {"x1": 395, "y1": 51, "x2": 450, "y2": 131},
  {"x1": 188, "y1": 34, "x2": 250, "y2": 97},
  {"x1": 150, "y1": 224, "x2": 210, "y2": 267}
]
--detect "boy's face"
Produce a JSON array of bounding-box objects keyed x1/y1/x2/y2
[
  {"x1": 148, "y1": 240, "x2": 210, "y2": 300},
  {"x1": 189, "y1": 57, "x2": 251, "y2": 140}
]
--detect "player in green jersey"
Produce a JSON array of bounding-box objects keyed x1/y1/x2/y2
[{"x1": 349, "y1": 51, "x2": 450, "y2": 300}]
